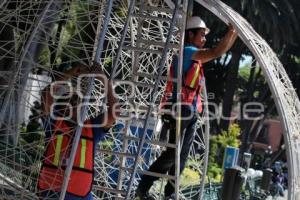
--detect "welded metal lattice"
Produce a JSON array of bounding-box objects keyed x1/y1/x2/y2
[
  {"x1": 0, "y1": 0, "x2": 209, "y2": 199},
  {"x1": 1, "y1": 0, "x2": 299, "y2": 199}
]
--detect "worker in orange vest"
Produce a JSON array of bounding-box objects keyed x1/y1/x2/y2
[
  {"x1": 136, "y1": 16, "x2": 238, "y2": 200},
  {"x1": 38, "y1": 63, "x2": 118, "y2": 200}
]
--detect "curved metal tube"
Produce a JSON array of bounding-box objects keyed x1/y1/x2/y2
[
  {"x1": 0, "y1": 1, "x2": 56, "y2": 126},
  {"x1": 196, "y1": 0, "x2": 300, "y2": 199},
  {"x1": 197, "y1": 81, "x2": 210, "y2": 200}
]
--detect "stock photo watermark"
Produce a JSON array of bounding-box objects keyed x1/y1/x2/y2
[{"x1": 48, "y1": 75, "x2": 265, "y2": 127}]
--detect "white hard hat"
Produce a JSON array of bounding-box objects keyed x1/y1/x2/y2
[{"x1": 186, "y1": 16, "x2": 210, "y2": 35}]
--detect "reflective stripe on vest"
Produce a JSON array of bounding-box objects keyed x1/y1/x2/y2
[
  {"x1": 52, "y1": 137, "x2": 87, "y2": 168},
  {"x1": 38, "y1": 120, "x2": 94, "y2": 197},
  {"x1": 53, "y1": 135, "x2": 63, "y2": 166},
  {"x1": 80, "y1": 139, "x2": 87, "y2": 168},
  {"x1": 189, "y1": 64, "x2": 200, "y2": 88},
  {"x1": 161, "y1": 61, "x2": 204, "y2": 113}
]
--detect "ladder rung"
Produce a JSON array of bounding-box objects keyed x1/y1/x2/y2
[
  {"x1": 93, "y1": 185, "x2": 126, "y2": 195},
  {"x1": 130, "y1": 118, "x2": 147, "y2": 123},
  {"x1": 135, "y1": 72, "x2": 169, "y2": 81},
  {"x1": 123, "y1": 46, "x2": 163, "y2": 55},
  {"x1": 123, "y1": 135, "x2": 177, "y2": 148},
  {"x1": 132, "y1": 14, "x2": 172, "y2": 23},
  {"x1": 138, "y1": 38, "x2": 180, "y2": 49},
  {"x1": 97, "y1": 149, "x2": 136, "y2": 158},
  {"x1": 113, "y1": 79, "x2": 154, "y2": 89},
  {"x1": 143, "y1": 5, "x2": 175, "y2": 14},
  {"x1": 121, "y1": 167, "x2": 176, "y2": 180},
  {"x1": 132, "y1": 81, "x2": 155, "y2": 89},
  {"x1": 115, "y1": 197, "x2": 125, "y2": 200}
]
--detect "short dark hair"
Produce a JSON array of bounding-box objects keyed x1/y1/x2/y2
[
  {"x1": 185, "y1": 28, "x2": 201, "y2": 42},
  {"x1": 54, "y1": 94, "x2": 80, "y2": 117}
]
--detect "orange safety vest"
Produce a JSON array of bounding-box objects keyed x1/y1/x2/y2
[
  {"x1": 161, "y1": 60, "x2": 204, "y2": 113},
  {"x1": 38, "y1": 120, "x2": 94, "y2": 197}
]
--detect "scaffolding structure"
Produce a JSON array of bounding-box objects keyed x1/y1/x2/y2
[
  {"x1": 0, "y1": 0, "x2": 299, "y2": 200},
  {"x1": 0, "y1": 0, "x2": 209, "y2": 199}
]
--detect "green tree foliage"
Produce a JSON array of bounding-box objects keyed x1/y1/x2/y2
[
  {"x1": 207, "y1": 124, "x2": 241, "y2": 182},
  {"x1": 181, "y1": 167, "x2": 200, "y2": 186}
]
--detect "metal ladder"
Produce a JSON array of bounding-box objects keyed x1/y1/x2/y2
[{"x1": 92, "y1": 0, "x2": 189, "y2": 199}]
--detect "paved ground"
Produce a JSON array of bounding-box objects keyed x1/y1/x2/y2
[{"x1": 266, "y1": 191, "x2": 288, "y2": 200}]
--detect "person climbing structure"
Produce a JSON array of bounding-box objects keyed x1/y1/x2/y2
[
  {"x1": 136, "y1": 16, "x2": 238, "y2": 200},
  {"x1": 38, "y1": 63, "x2": 118, "y2": 200}
]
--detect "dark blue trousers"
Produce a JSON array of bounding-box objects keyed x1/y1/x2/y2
[{"x1": 138, "y1": 105, "x2": 198, "y2": 196}]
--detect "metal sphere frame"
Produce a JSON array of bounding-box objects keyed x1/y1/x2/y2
[{"x1": 0, "y1": 0, "x2": 299, "y2": 200}]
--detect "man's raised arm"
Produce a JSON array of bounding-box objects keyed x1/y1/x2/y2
[{"x1": 193, "y1": 24, "x2": 238, "y2": 63}]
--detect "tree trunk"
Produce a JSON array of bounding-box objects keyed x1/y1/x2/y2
[
  {"x1": 219, "y1": 47, "x2": 242, "y2": 131},
  {"x1": 0, "y1": 23, "x2": 15, "y2": 95},
  {"x1": 239, "y1": 83, "x2": 272, "y2": 157}
]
